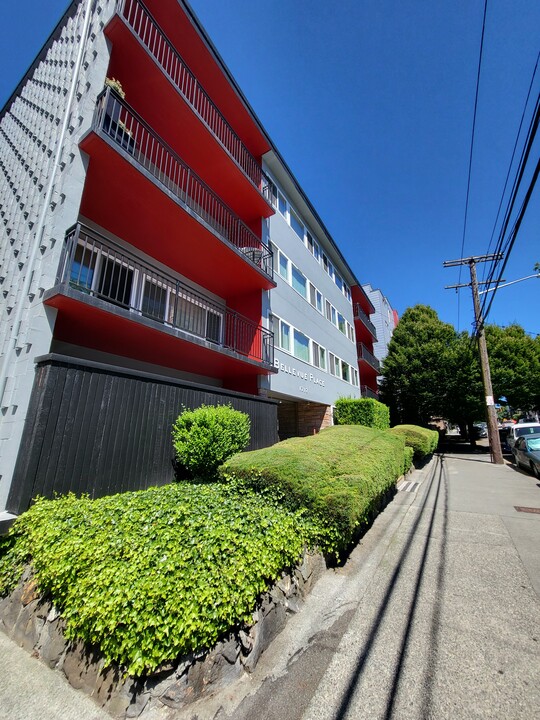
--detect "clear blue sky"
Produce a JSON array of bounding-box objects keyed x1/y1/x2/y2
[{"x1": 2, "y1": 0, "x2": 539, "y2": 336}]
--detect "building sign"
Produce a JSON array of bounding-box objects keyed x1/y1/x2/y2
[{"x1": 274, "y1": 359, "x2": 325, "y2": 387}]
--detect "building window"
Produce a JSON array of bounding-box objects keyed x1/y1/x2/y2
[
  {"x1": 338, "y1": 312, "x2": 346, "y2": 334},
  {"x1": 290, "y1": 208, "x2": 304, "y2": 240},
  {"x1": 291, "y1": 264, "x2": 307, "y2": 298},
  {"x1": 293, "y1": 329, "x2": 310, "y2": 362},
  {"x1": 341, "y1": 362, "x2": 350, "y2": 382},
  {"x1": 278, "y1": 251, "x2": 289, "y2": 280},
  {"x1": 280, "y1": 321, "x2": 291, "y2": 352},
  {"x1": 278, "y1": 192, "x2": 287, "y2": 217}
]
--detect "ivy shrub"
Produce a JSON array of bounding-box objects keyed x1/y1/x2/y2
[
  {"x1": 389, "y1": 424, "x2": 439, "y2": 462},
  {"x1": 172, "y1": 404, "x2": 250, "y2": 478},
  {"x1": 220, "y1": 425, "x2": 405, "y2": 552},
  {"x1": 334, "y1": 397, "x2": 390, "y2": 429},
  {"x1": 0, "y1": 484, "x2": 320, "y2": 676}
]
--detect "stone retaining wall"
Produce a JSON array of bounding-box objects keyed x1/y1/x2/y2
[{"x1": 0, "y1": 551, "x2": 326, "y2": 718}]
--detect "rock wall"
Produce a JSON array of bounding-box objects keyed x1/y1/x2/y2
[{"x1": 0, "y1": 551, "x2": 326, "y2": 718}]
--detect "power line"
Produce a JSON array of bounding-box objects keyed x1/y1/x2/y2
[
  {"x1": 456, "y1": 0, "x2": 489, "y2": 331},
  {"x1": 482, "y1": 51, "x2": 540, "y2": 280},
  {"x1": 478, "y1": 82, "x2": 540, "y2": 310}
]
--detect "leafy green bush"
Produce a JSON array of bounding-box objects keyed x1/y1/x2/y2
[
  {"x1": 389, "y1": 424, "x2": 439, "y2": 461},
  {"x1": 403, "y1": 446, "x2": 414, "y2": 474},
  {"x1": 220, "y1": 425, "x2": 405, "y2": 552},
  {"x1": 172, "y1": 404, "x2": 250, "y2": 478},
  {"x1": 334, "y1": 397, "x2": 390, "y2": 429},
  {"x1": 0, "y1": 484, "x2": 319, "y2": 676}
]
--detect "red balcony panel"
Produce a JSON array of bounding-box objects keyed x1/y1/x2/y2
[
  {"x1": 105, "y1": 14, "x2": 273, "y2": 221},
  {"x1": 79, "y1": 128, "x2": 274, "y2": 300},
  {"x1": 129, "y1": 0, "x2": 270, "y2": 160},
  {"x1": 351, "y1": 284, "x2": 375, "y2": 317},
  {"x1": 45, "y1": 292, "x2": 274, "y2": 386}
]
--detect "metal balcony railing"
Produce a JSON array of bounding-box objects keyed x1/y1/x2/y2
[
  {"x1": 116, "y1": 0, "x2": 271, "y2": 200},
  {"x1": 56, "y1": 223, "x2": 274, "y2": 367},
  {"x1": 360, "y1": 385, "x2": 379, "y2": 399},
  {"x1": 353, "y1": 303, "x2": 377, "y2": 338},
  {"x1": 92, "y1": 87, "x2": 274, "y2": 279},
  {"x1": 357, "y1": 342, "x2": 380, "y2": 371}
]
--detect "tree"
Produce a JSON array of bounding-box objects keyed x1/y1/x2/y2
[
  {"x1": 486, "y1": 324, "x2": 540, "y2": 412},
  {"x1": 379, "y1": 305, "x2": 457, "y2": 426},
  {"x1": 379, "y1": 305, "x2": 540, "y2": 433}
]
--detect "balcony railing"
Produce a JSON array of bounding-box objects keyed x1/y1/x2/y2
[
  {"x1": 56, "y1": 223, "x2": 274, "y2": 367},
  {"x1": 92, "y1": 87, "x2": 274, "y2": 279},
  {"x1": 116, "y1": 0, "x2": 271, "y2": 200},
  {"x1": 361, "y1": 385, "x2": 379, "y2": 399},
  {"x1": 353, "y1": 303, "x2": 377, "y2": 338},
  {"x1": 357, "y1": 342, "x2": 380, "y2": 371}
]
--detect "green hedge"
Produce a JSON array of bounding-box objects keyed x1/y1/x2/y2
[
  {"x1": 389, "y1": 424, "x2": 439, "y2": 461},
  {"x1": 0, "y1": 484, "x2": 319, "y2": 676},
  {"x1": 403, "y1": 445, "x2": 415, "y2": 474},
  {"x1": 220, "y1": 425, "x2": 405, "y2": 552},
  {"x1": 172, "y1": 404, "x2": 250, "y2": 478},
  {"x1": 334, "y1": 398, "x2": 390, "y2": 429}
]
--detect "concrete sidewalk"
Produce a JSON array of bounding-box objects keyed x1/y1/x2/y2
[
  {"x1": 198, "y1": 448, "x2": 540, "y2": 720},
  {"x1": 1, "y1": 449, "x2": 539, "y2": 719}
]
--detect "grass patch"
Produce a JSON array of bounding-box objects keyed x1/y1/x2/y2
[
  {"x1": 0, "y1": 483, "x2": 319, "y2": 676},
  {"x1": 221, "y1": 425, "x2": 406, "y2": 552}
]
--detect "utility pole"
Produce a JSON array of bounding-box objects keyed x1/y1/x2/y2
[{"x1": 444, "y1": 254, "x2": 504, "y2": 464}]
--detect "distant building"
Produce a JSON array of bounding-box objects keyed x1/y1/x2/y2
[{"x1": 362, "y1": 284, "x2": 398, "y2": 370}]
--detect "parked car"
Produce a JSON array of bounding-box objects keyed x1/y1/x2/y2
[
  {"x1": 472, "y1": 422, "x2": 488, "y2": 438},
  {"x1": 505, "y1": 422, "x2": 540, "y2": 450},
  {"x1": 511, "y1": 433, "x2": 540, "y2": 478}
]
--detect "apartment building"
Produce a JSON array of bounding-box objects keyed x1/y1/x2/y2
[
  {"x1": 0, "y1": 0, "x2": 377, "y2": 518},
  {"x1": 362, "y1": 283, "x2": 399, "y2": 370}
]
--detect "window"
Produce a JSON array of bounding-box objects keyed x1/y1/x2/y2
[
  {"x1": 325, "y1": 300, "x2": 332, "y2": 322},
  {"x1": 280, "y1": 321, "x2": 291, "y2": 351},
  {"x1": 290, "y1": 208, "x2": 304, "y2": 240},
  {"x1": 278, "y1": 251, "x2": 289, "y2": 280},
  {"x1": 312, "y1": 341, "x2": 326, "y2": 370},
  {"x1": 142, "y1": 279, "x2": 167, "y2": 321},
  {"x1": 70, "y1": 244, "x2": 96, "y2": 290},
  {"x1": 278, "y1": 192, "x2": 287, "y2": 217},
  {"x1": 291, "y1": 265, "x2": 307, "y2": 298},
  {"x1": 335, "y1": 272, "x2": 343, "y2": 292},
  {"x1": 309, "y1": 282, "x2": 323, "y2": 312},
  {"x1": 338, "y1": 313, "x2": 346, "y2": 334},
  {"x1": 341, "y1": 362, "x2": 350, "y2": 382},
  {"x1": 352, "y1": 368, "x2": 359, "y2": 386},
  {"x1": 97, "y1": 255, "x2": 134, "y2": 308},
  {"x1": 329, "y1": 353, "x2": 336, "y2": 376},
  {"x1": 293, "y1": 329, "x2": 310, "y2": 362}
]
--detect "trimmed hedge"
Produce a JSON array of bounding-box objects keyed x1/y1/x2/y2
[
  {"x1": 172, "y1": 404, "x2": 250, "y2": 478},
  {"x1": 220, "y1": 425, "x2": 405, "y2": 552},
  {"x1": 334, "y1": 398, "x2": 390, "y2": 429},
  {"x1": 403, "y1": 445, "x2": 415, "y2": 474},
  {"x1": 389, "y1": 424, "x2": 439, "y2": 461},
  {"x1": 0, "y1": 484, "x2": 319, "y2": 676}
]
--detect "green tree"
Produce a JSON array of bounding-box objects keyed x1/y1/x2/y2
[
  {"x1": 379, "y1": 305, "x2": 457, "y2": 425},
  {"x1": 486, "y1": 324, "x2": 540, "y2": 412}
]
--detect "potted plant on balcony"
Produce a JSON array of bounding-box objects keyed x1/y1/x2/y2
[{"x1": 102, "y1": 78, "x2": 134, "y2": 154}]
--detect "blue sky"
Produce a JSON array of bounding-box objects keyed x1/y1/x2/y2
[{"x1": 2, "y1": 0, "x2": 539, "y2": 336}]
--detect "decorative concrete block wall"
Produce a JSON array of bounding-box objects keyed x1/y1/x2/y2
[{"x1": 0, "y1": 0, "x2": 114, "y2": 509}]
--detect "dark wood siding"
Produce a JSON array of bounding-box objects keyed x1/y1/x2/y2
[{"x1": 7, "y1": 357, "x2": 278, "y2": 514}]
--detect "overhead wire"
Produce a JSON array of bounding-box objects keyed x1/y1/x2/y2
[
  {"x1": 481, "y1": 51, "x2": 540, "y2": 281},
  {"x1": 478, "y1": 89, "x2": 540, "y2": 323},
  {"x1": 456, "y1": 0, "x2": 488, "y2": 331}
]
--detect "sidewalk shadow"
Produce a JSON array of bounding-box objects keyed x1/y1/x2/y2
[{"x1": 334, "y1": 455, "x2": 449, "y2": 719}]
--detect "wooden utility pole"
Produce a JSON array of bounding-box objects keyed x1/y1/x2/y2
[{"x1": 444, "y1": 254, "x2": 504, "y2": 464}]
